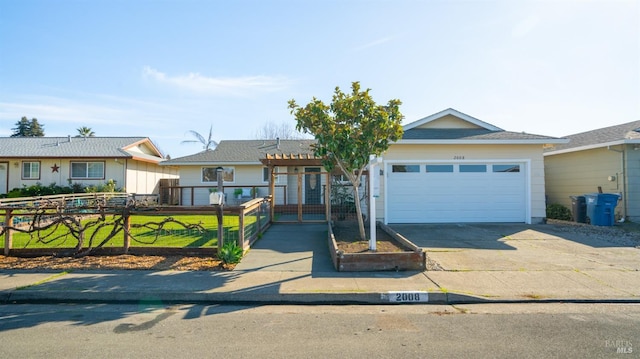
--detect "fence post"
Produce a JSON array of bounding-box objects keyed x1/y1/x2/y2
[
  {"x1": 256, "y1": 199, "x2": 262, "y2": 237},
  {"x1": 238, "y1": 205, "x2": 245, "y2": 249},
  {"x1": 123, "y1": 212, "x2": 130, "y2": 254},
  {"x1": 4, "y1": 209, "x2": 12, "y2": 256},
  {"x1": 325, "y1": 173, "x2": 331, "y2": 221}
]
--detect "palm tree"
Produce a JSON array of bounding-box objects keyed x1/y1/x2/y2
[
  {"x1": 76, "y1": 126, "x2": 95, "y2": 138},
  {"x1": 181, "y1": 125, "x2": 218, "y2": 150}
]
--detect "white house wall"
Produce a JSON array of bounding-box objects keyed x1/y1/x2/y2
[
  {"x1": 125, "y1": 160, "x2": 178, "y2": 194},
  {"x1": 2, "y1": 158, "x2": 177, "y2": 195},
  {"x1": 5, "y1": 158, "x2": 127, "y2": 191},
  {"x1": 177, "y1": 164, "x2": 281, "y2": 206}
]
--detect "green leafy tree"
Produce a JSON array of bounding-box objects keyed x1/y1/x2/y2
[
  {"x1": 181, "y1": 124, "x2": 218, "y2": 150},
  {"x1": 29, "y1": 118, "x2": 45, "y2": 136},
  {"x1": 11, "y1": 117, "x2": 45, "y2": 137},
  {"x1": 288, "y1": 82, "x2": 403, "y2": 240},
  {"x1": 76, "y1": 126, "x2": 95, "y2": 137}
]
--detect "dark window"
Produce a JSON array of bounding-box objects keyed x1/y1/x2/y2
[
  {"x1": 493, "y1": 164, "x2": 520, "y2": 173},
  {"x1": 202, "y1": 167, "x2": 234, "y2": 183},
  {"x1": 70, "y1": 161, "x2": 104, "y2": 179},
  {"x1": 392, "y1": 165, "x2": 420, "y2": 173}
]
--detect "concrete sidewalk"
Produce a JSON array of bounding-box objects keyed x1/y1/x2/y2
[{"x1": 1, "y1": 223, "x2": 639, "y2": 305}]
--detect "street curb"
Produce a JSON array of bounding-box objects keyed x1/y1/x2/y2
[{"x1": 4, "y1": 289, "x2": 640, "y2": 305}]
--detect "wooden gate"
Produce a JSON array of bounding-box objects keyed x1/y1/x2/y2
[{"x1": 270, "y1": 169, "x2": 330, "y2": 223}]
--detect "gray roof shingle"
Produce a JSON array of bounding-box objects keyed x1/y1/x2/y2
[
  {"x1": 546, "y1": 121, "x2": 640, "y2": 152},
  {"x1": 0, "y1": 137, "x2": 160, "y2": 159},
  {"x1": 402, "y1": 128, "x2": 559, "y2": 141},
  {"x1": 162, "y1": 139, "x2": 317, "y2": 164}
]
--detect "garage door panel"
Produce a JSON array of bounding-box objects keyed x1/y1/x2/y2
[{"x1": 387, "y1": 162, "x2": 526, "y2": 223}]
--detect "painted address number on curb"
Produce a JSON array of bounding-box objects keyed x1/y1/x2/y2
[{"x1": 386, "y1": 291, "x2": 428, "y2": 303}]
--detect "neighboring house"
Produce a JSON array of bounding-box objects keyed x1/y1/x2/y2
[
  {"x1": 376, "y1": 108, "x2": 566, "y2": 224},
  {"x1": 0, "y1": 136, "x2": 178, "y2": 195},
  {"x1": 160, "y1": 139, "x2": 320, "y2": 206},
  {"x1": 163, "y1": 108, "x2": 566, "y2": 225},
  {"x1": 544, "y1": 121, "x2": 640, "y2": 222}
]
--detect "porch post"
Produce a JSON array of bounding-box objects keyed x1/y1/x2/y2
[
  {"x1": 369, "y1": 155, "x2": 380, "y2": 251},
  {"x1": 269, "y1": 165, "x2": 276, "y2": 221},
  {"x1": 297, "y1": 170, "x2": 303, "y2": 222},
  {"x1": 216, "y1": 167, "x2": 224, "y2": 250}
]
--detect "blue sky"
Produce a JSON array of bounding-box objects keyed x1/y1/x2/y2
[{"x1": 1, "y1": 0, "x2": 638, "y2": 158}]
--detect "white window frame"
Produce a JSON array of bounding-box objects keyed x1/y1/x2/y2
[
  {"x1": 263, "y1": 166, "x2": 282, "y2": 183},
  {"x1": 22, "y1": 161, "x2": 40, "y2": 180}
]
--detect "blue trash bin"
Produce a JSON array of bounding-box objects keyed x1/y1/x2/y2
[{"x1": 584, "y1": 193, "x2": 620, "y2": 226}]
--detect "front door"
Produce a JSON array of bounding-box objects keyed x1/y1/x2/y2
[{"x1": 304, "y1": 167, "x2": 321, "y2": 204}]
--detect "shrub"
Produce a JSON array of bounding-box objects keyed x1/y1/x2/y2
[
  {"x1": 218, "y1": 240, "x2": 243, "y2": 264},
  {"x1": 546, "y1": 203, "x2": 572, "y2": 221},
  {"x1": 85, "y1": 179, "x2": 122, "y2": 193}
]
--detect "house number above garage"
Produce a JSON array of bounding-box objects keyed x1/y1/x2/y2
[{"x1": 453, "y1": 155, "x2": 465, "y2": 160}]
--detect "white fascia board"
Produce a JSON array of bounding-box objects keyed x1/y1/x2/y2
[
  {"x1": 403, "y1": 108, "x2": 504, "y2": 132},
  {"x1": 396, "y1": 138, "x2": 569, "y2": 145},
  {"x1": 544, "y1": 139, "x2": 640, "y2": 156}
]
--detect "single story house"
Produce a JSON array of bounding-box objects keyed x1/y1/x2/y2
[
  {"x1": 163, "y1": 108, "x2": 566, "y2": 224},
  {"x1": 160, "y1": 139, "x2": 320, "y2": 206},
  {"x1": 544, "y1": 120, "x2": 640, "y2": 222},
  {"x1": 0, "y1": 136, "x2": 178, "y2": 195},
  {"x1": 377, "y1": 108, "x2": 566, "y2": 224}
]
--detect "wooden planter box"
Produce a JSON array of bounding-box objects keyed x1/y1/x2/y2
[{"x1": 328, "y1": 222, "x2": 426, "y2": 272}]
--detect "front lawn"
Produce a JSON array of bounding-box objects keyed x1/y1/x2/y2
[{"x1": 8, "y1": 213, "x2": 260, "y2": 249}]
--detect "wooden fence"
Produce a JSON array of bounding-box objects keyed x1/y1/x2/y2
[{"x1": 0, "y1": 193, "x2": 272, "y2": 256}]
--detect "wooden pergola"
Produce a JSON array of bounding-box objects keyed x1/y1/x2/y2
[{"x1": 260, "y1": 153, "x2": 329, "y2": 222}]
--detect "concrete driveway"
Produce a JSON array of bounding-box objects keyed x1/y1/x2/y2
[{"x1": 389, "y1": 223, "x2": 640, "y2": 272}]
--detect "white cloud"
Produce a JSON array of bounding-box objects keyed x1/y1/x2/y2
[
  {"x1": 142, "y1": 66, "x2": 292, "y2": 95},
  {"x1": 0, "y1": 98, "x2": 128, "y2": 126},
  {"x1": 0, "y1": 94, "x2": 182, "y2": 137}
]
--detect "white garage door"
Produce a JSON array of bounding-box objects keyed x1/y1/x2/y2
[{"x1": 386, "y1": 163, "x2": 526, "y2": 223}]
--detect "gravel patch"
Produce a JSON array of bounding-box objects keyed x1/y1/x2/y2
[{"x1": 545, "y1": 219, "x2": 640, "y2": 248}]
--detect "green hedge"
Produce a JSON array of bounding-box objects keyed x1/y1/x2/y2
[{"x1": 546, "y1": 204, "x2": 572, "y2": 221}]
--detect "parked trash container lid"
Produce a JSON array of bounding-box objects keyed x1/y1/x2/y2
[{"x1": 585, "y1": 193, "x2": 620, "y2": 205}]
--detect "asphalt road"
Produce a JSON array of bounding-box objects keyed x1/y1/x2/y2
[{"x1": 0, "y1": 303, "x2": 638, "y2": 358}]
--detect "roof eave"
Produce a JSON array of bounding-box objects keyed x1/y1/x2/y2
[
  {"x1": 403, "y1": 108, "x2": 504, "y2": 132},
  {"x1": 544, "y1": 139, "x2": 640, "y2": 156},
  {"x1": 159, "y1": 161, "x2": 262, "y2": 166},
  {"x1": 396, "y1": 139, "x2": 569, "y2": 145}
]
